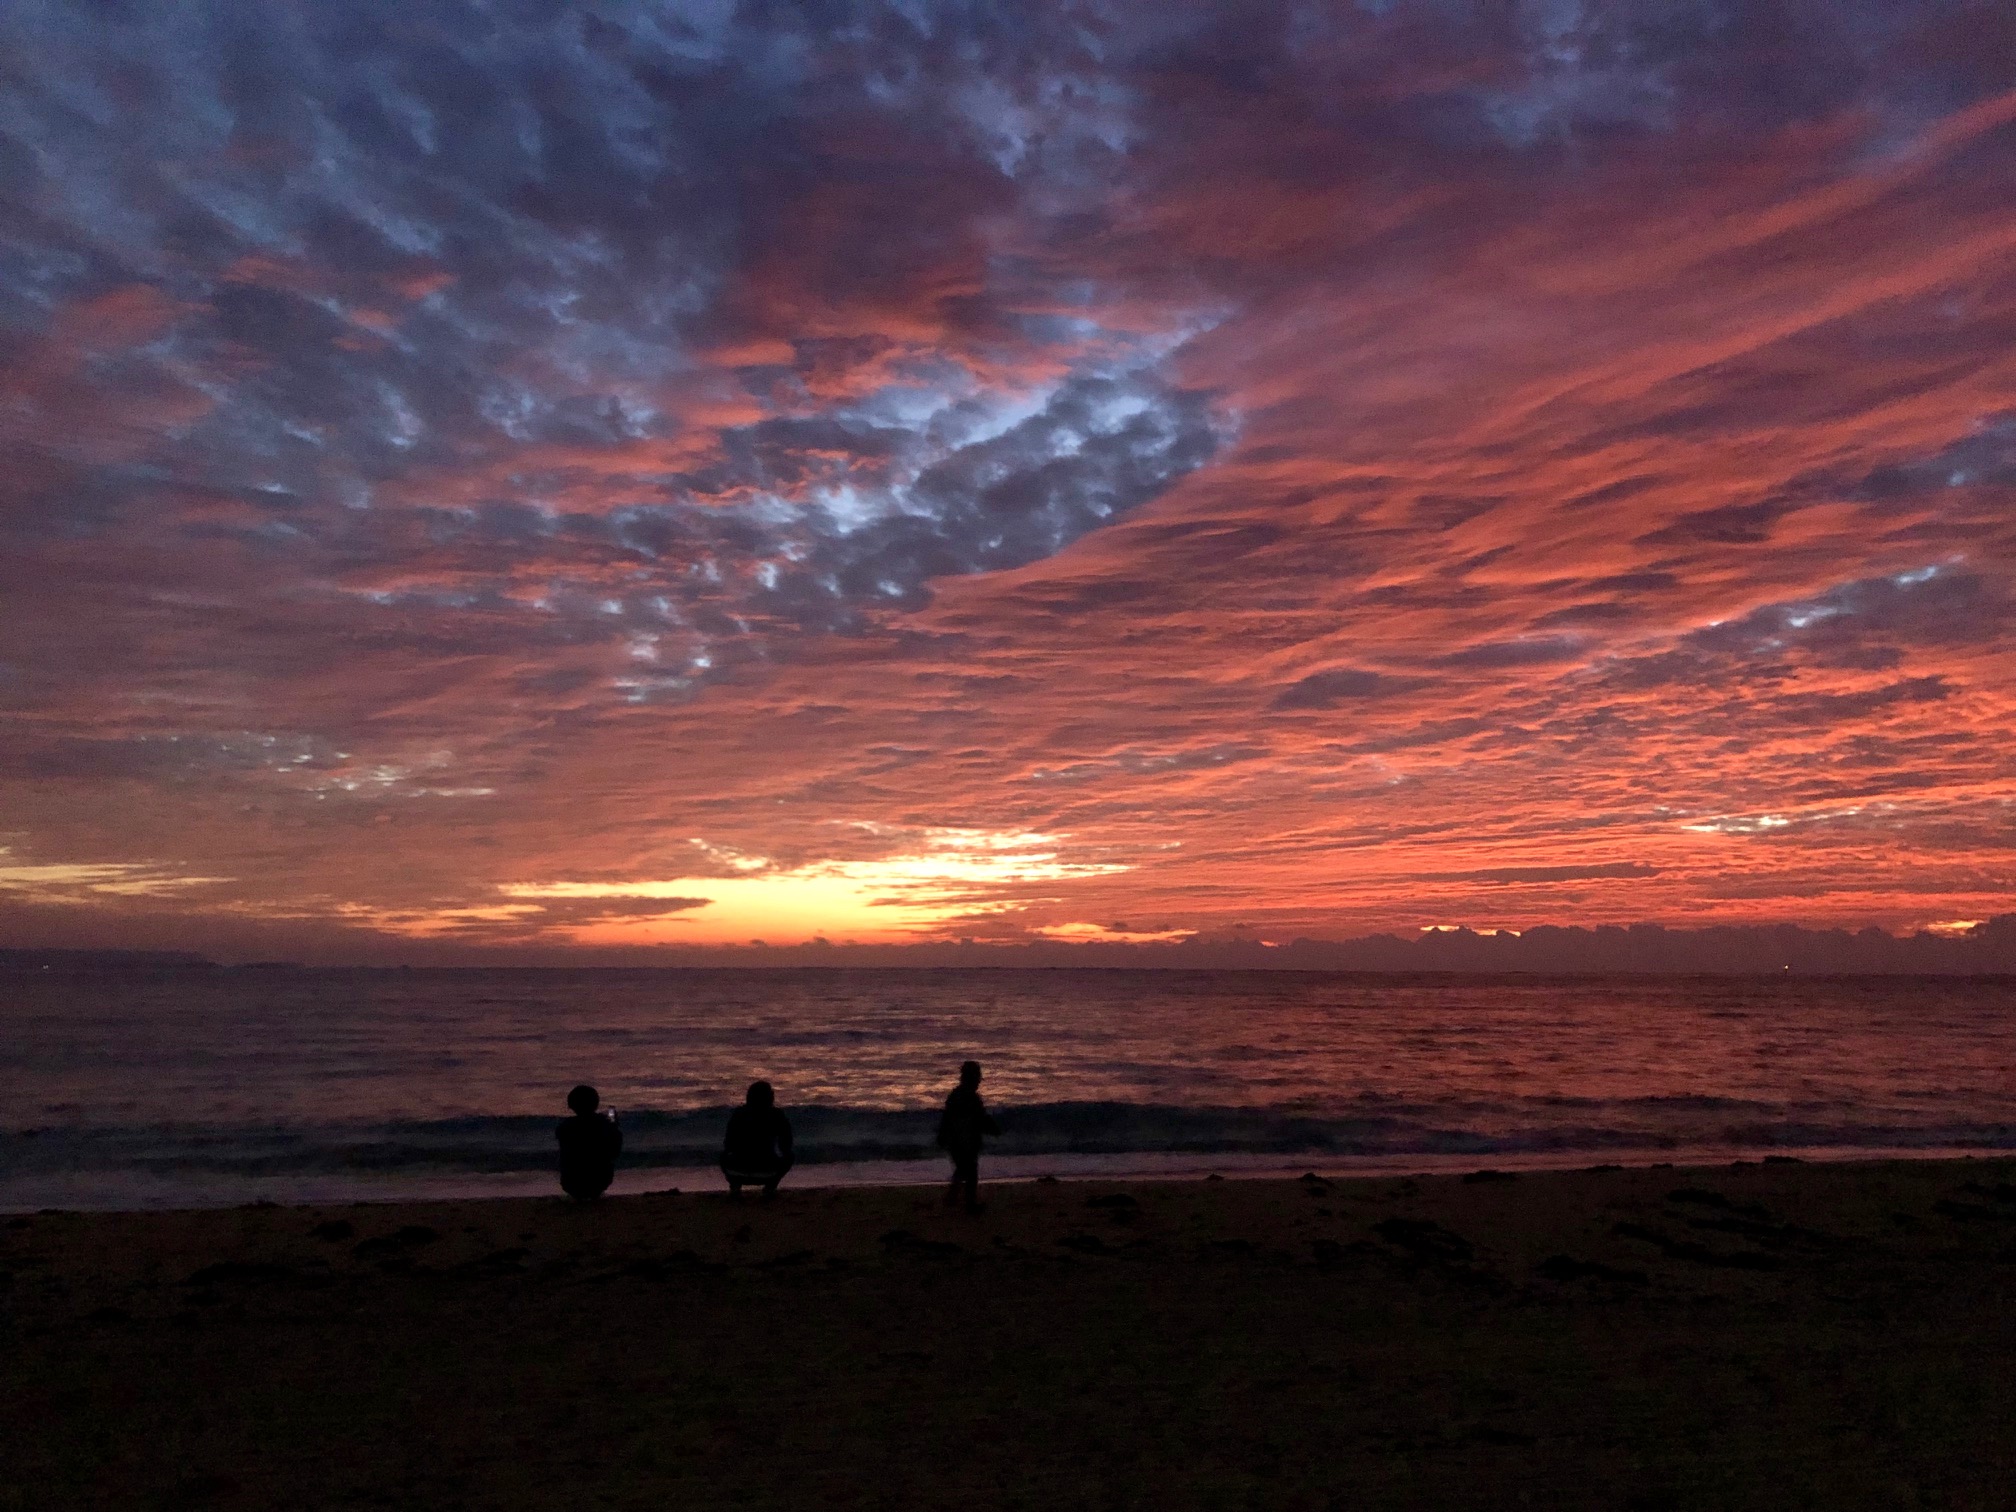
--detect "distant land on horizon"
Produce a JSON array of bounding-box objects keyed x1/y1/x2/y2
[
  {"x1": 0, "y1": 948, "x2": 220, "y2": 972},
  {"x1": 5, "y1": 919, "x2": 2015, "y2": 976}
]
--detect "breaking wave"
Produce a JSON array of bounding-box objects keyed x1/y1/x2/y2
[{"x1": 7, "y1": 1098, "x2": 2013, "y2": 1190}]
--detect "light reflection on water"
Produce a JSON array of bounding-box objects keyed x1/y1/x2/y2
[
  {"x1": 2, "y1": 968, "x2": 2012, "y2": 1208},
  {"x1": 8, "y1": 967, "x2": 2012, "y2": 1123}
]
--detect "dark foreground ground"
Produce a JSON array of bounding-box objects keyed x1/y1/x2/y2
[{"x1": 3, "y1": 1158, "x2": 2014, "y2": 1511}]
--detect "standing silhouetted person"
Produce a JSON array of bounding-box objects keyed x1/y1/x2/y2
[
  {"x1": 721, "y1": 1080, "x2": 794, "y2": 1199},
  {"x1": 937, "y1": 1060, "x2": 999, "y2": 1212},
  {"x1": 556, "y1": 1084, "x2": 622, "y2": 1201}
]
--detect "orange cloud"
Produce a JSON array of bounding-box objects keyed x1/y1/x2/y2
[{"x1": 5, "y1": 5, "x2": 2014, "y2": 957}]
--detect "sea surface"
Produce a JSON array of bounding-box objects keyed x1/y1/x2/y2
[{"x1": 4, "y1": 968, "x2": 2013, "y2": 1211}]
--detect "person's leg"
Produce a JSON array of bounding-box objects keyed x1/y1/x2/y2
[
  {"x1": 765, "y1": 1155, "x2": 792, "y2": 1198},
  {"x1": 956, "y1": 1154, "x2": 980, "y2": 1211},
  {"x1": 727, "y1": 1178, "x2": 743, "y2": 1199},
  {"x1": 563, "y1": 1169, "x2": 612, "y2": 1201}
]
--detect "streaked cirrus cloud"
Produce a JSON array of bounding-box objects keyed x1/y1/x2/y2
[{"x1": 2, "y1": 0, "x2": 2013, "y2": 956}]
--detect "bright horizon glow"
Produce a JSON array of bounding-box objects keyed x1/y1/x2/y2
[
  {"x1": 492, "y1": 831, "x2": 1131, "y2": 945},
  {"x1": 0, "y1": 853, "x2": 233, "y2": 902}
]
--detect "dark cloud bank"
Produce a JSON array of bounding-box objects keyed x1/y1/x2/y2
[{"x1": 11, "y1": 918, "x2": 2014, "y2": 975}]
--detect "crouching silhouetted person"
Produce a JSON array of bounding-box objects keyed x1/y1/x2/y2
[
  {"x1": 557, "y1": 1084, "x2": 621, "y2": 1200},
  {"x1": 721, "y1": 1080, "x2": 794, "y2": 1198},
  {"x1": 938, "y1": 1060, "x2": 999, "y2": 1212}
]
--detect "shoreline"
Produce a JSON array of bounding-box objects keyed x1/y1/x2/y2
[{"x1": 5, "y1": 1138, "x2": 2012, "y2": 1216}]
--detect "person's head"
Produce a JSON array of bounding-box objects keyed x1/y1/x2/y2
[
  {"x1": 959, "y1": 1059, "x2": 982, "y2": 1088},
  {"x1": 746, "y1": 1079, "x2": 774, "y2": 1108},
  {"x1": 567, "y1": 1084, "x2": 600, "y2": 1116}
]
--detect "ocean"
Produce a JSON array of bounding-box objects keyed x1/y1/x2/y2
[{"x1": 4, "y1": 968, "x2": 2013, "y2": 1211}]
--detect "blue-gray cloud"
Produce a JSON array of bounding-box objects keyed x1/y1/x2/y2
[
  {"x1": 0, "y1": 0, "x2": 1252, "y2": 710},
  {"x1": 0, "y1": 0, "x2": 2012, "y2": 951}
]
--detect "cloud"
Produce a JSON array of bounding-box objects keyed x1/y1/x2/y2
[
  {"x1": 1, "y1": 1, "x2": 2013, "y2": 953},
  {"x1": 493, "y1": 828, "x2": 1134, "y2": 944},
  {"x1": 1437, "y1": 637, "x2": 1588, "y2": 670},
  {"x1": 1411, "y1": 862, "x2": 1660, "y2": 884},
  {"x1": 0, "y1": 0, "x2": 1237, "y2": 719},
  {"x1": 0, "y1": 848, "x2": 230, "y2": 902},
  {"x1": 1270, "y1": 669, "x2": 1422, "y2": 710}
]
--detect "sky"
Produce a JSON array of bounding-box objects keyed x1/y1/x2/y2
[{"x1": 3, "y1": 0, "x2": 2015, "y2": 961}]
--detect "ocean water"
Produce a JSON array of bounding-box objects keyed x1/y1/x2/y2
[{"x1": 3, "y1": 968, "x2": 2013, "y2": 1211}]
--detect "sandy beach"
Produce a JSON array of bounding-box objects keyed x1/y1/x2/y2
[{"x1": 4, "y1": 1157, "x2": 2013, "y2": 1510}]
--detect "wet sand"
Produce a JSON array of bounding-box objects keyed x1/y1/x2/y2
[{"x1": 4, "y1": 1157, "x2": 2013, "y2": 1510}]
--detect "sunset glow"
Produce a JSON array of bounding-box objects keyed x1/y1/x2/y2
[
  {"x1": 494, "y1": 830, "x2": 1131, "y2": 945},
  {"x1": 3, "y1": 3, "x2": 2014, "y2": 960}
]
